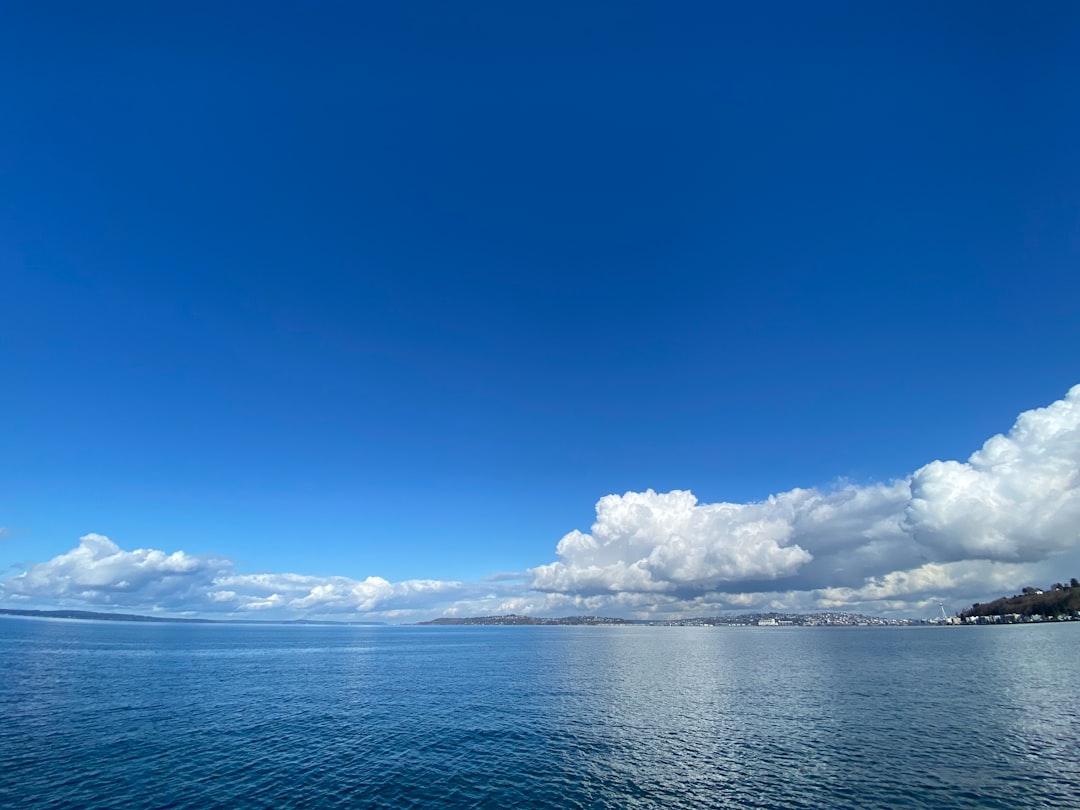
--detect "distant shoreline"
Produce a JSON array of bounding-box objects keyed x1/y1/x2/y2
[
  {"x1": 1, "y1": 607, "x2": 913, "y2": 627},
  {"x1": 6, "y1": 607, "x2": 1076, "y2": 628},
  {"x1": 0, "y1": 608, "x2": 383, "y2": 626},
  {"x1": 418, "y1": 612, "x2": 925, "y2": 627}
]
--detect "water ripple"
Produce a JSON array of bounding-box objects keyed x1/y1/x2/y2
[{"x1": 2, "y1": 621, "x2": 1078, "y2": 809}]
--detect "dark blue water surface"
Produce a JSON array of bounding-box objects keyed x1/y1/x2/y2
[{"x1": 2, "y1": 619, "x2": 1078, "y2": 809}]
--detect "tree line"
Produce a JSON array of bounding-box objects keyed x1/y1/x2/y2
[{"x1": 959, "y1": 578, "x2": 1080, "y2": 619}]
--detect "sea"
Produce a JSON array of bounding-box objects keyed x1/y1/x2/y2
[{"x1": 1, "y1": 618, "x2": 1078, "y2": 809}]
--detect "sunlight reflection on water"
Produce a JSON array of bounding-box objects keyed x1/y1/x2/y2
[{"x1": 1, "y1": 620, "x2": 1078, "y2": 809}]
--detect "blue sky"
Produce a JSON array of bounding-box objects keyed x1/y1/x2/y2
[{"x1": 2, "y1": 2, "x2": 1079, "y2": 620}]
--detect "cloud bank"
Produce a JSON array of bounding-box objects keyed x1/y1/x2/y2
[
  {"x1": 529, "y1": 384, "x2": 1080, "y2": 614},
  {"x1": 0, "y1": 533, "x2": 476, "y2": 621},
  {"x1": 3, "y1": 386, "x2": 1079, "y2": 619}
]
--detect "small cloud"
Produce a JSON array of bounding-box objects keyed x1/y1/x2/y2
[{"x1": 482, "y1": 571, "x2": 529, "y2": 583}]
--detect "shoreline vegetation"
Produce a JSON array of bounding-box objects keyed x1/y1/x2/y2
[{"x1": 957, "y1": 578, "x2": 1080, "y2": 624}]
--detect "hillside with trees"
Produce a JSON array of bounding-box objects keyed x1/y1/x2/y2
[{"x1": 959, "y1": 579, "x2": 1080, "y2": 620}]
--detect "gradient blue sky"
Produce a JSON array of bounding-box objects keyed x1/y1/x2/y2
[{"x1": 2, "y1": 2, "x2": 1078, "y2": 619}]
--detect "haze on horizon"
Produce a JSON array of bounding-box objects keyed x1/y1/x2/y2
[{"x1": 2, "y1": 2, "x2": 1078, "y2": 622}]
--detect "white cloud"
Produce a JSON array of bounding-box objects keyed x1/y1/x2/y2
[
  {"x1": 3, "y1": 386, "x2": 1078, "y2": 621},
  {"x1": 529, "y1": 483, "x2": 914, "y2": 597},
  {"x1": 0, "y1": 533, "x2": 474, "y2": 620},
  {"x1": 529, "y1": 385, "x2": 1080, "y2": 615},
  {"x1": 3, "y1": 534, "x2": 232, "y2": 608},
  {"x1": 812, "y1": 559, "x2": 1036, "y2": 609},
  {"x1": 905, "y1": 386, "x2": 1080, "y2": 562},
  {"x1": 530, "y1": 488, "x2": 815, "y2": 596}
]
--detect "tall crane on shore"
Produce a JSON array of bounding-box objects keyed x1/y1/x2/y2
[{"x1": 938, "y1": 601, "x2": 953, "y2": 624}]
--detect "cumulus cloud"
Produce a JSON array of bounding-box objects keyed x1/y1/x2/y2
[
  {"x1": 814, "y1": 560, "x2": 1033, "y2": 610},
  {"x1": 0, "y1": 533, "x2": 475, "y2": 621},
  {"x1": 3, "y1": 386, "x2": 1079, "y2": 620},
  {"x1": 529, "y1": 484, "x2": 913, "y2": 597},
  {"x1": 4, "y1": 534, "x2": 232, "y2": 609},
  {"x1": 530, "y1": 385, "x2": 1080, "y2": 614},
  {"x1": 530, "y1": 489, "x2": 815, "y2": 596},
  {"x1": 905, "y1": 387, "x2": 1080, "y2": 561}
]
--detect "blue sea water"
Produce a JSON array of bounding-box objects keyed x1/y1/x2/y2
[{"x1": 1, "y1": 619, "x2": 1078, "y2": 809}]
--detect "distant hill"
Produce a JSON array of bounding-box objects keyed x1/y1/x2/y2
[
  {"x1": 959, "y1": 579, "x2": 1080, "y2": 619},
  {"x1": 418, "y1": 614, "x2": 639, "y2": 626},
  {"x1": 0, "y1": 608, "x2": 213, "y2": 623}
]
